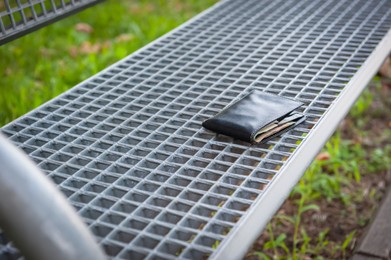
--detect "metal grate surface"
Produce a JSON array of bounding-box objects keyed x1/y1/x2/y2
[
  {"x1": 2, "y1": 0, "x2": 391, "y2": 258},
  {"x1": 0, "y1": 0, "x2": 102, "y2": 45}
]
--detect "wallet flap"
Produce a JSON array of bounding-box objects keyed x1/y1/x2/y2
[{"x1": 202, "y1": 90, "x2": 304, "y2": 143}]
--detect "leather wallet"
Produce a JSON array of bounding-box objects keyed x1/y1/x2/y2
[{"x1": 202, "y1": 90, "x2": 305, "y2": 143}]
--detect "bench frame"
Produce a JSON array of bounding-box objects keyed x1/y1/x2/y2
[{"x1": 1, "y1": 0, "x2": 391, "y2": 259}]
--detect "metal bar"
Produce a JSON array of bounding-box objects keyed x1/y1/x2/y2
[
  {"x1": 0, "y1": 0, "x2": 104, "y2": 45},
  {"x1": 0, "y1": 133, "x2": 106, "y2": 260}
]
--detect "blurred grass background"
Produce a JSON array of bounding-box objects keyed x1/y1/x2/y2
[
  {"x1": 1, "y1": 0, "x2": 390, "y2": 259},
  {"x1": 0, "y1": 0, "x2": 217, "y2": 125}
]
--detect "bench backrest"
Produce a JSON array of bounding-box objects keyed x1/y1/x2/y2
[{"x1": 0, "y1": 0, "x2": 103, "y2": 45}]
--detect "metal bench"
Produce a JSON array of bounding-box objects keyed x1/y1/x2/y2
[{"x1": 1, "y1": 0, "x2": 391, "y2": 259}]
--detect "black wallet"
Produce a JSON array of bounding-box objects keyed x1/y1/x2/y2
[{"x1": 202, "y1": 90, "x2": 305, "y2": 143}]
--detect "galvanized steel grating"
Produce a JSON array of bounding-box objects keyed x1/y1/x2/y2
[
  {"x1": 1, "y1": 0, "x2": 391, "y2": 258},
  {"x1": 0, "y1": 0, "x2": 102, "y2": 44}
]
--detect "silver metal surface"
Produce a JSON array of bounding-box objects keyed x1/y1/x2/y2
[
  {"x1": 0, "y1": 0, "x2": 103, "y2": 45},
  {"x1": 0, "y1": 134, "x2": 105, "y2": 260},
  {"x1": 1, "y1": 0, "x2": 391, "y2": 259}
]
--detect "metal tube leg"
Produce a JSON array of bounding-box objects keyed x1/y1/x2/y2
[{"x1": 0, "y1": 134, "x2": 106, "y2": 260}]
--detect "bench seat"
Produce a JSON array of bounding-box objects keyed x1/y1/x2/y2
[{"x1": 1, "y1": 0, "x2": 391, "y2": 258}]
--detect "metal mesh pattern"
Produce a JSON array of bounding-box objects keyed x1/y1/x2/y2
[
  {"x1": 0, "y1": 0, "x2": 101, "y2": 44},
  {"x1": 2, "y1": 0, "x2": 391, "y2": 258}
]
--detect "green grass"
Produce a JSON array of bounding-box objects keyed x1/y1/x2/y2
[{"x1": 0, "y1": 0, "x2": 217, "y2": 126}]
